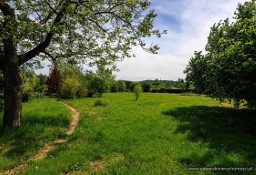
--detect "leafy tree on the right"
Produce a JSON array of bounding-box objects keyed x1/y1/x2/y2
[{"x1": 184, "y1": 0, "x2": 256, "y2": 109}]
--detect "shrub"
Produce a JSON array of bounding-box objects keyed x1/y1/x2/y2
[
  {"x1": 76, "y1": 85, "x2": 88, "y2": 98},
  {"x1": 133, "y1": 83, "x2": 142, "y2": 101},
  {"x1": 60, "y1": 77, "x2": 79, "y2": 99},
  {"x1": 93, "y1": 99, "x2": 109, "y2": 107}
]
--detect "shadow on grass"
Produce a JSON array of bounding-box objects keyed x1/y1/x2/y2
[
  {"x1": 0, "y1": 98, "x2": 3, "y2": 113},
  {"x1": 0, "y1": 114, "x2": 69, "y2": 160},
  {"x1": 163, "y1": 106, "x2": 256, "y2": 169}
]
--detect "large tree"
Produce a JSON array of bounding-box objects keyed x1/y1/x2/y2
[
  {"x1": 185, "y1": 0, "x2": 256, "y2": 108},
  {"x1": 0, "y1": 0, "x2": 165, "y2": 127}
]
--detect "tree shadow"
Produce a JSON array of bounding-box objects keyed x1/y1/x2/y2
[
  {"x1": 0, "y1": 114, "x2": 69, "y2": 160},
  {"x1": 0, "y1": 98, "x2": 3, "y2": 113},
  {"x1": 162, "y1": 106, "x2": 256, "y2": 170}
]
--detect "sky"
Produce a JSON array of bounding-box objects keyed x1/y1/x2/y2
[
  {"x1": 36, "y1": 0, "x2": 247, "y2": 81},
  {"x1": 115, "y1": 0, "x2": 247, "y2": 81}
]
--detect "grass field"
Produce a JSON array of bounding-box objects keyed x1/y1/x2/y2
[{"x1": 0, "y1": 93, "x2": 255, "y2": 175}]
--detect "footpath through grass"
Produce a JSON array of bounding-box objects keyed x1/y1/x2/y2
[
  {"x1": 0, "y1": 93, "x2": 255, "y2": 175},
  {"x1": 0, "y1": 98, "x2": 71, "y2": 172}
]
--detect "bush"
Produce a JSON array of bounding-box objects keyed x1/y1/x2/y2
[
  {"x1": 60, "y1": 77, "x2": 79, "y2": 99},
  {"x1": 133, "y1": 83, "x2": 142, "y2": 101},
  {"x1": 76, "y1": 85, "x2": 88, "y2": 98},
  {"x1": 93, "y1": 99, "x2": 109, "y2": 107}
]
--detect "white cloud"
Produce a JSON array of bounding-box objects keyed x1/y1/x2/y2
[{"x1": 116, "y1": 0, "x2": 247, "y2": 81}]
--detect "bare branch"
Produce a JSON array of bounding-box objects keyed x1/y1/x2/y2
[{"x1": 42, "y1": 50, "x2": 56, "y2": 61}]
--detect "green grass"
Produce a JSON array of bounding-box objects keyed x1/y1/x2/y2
[
  {"x1": 0, "y1": 93, "x2": 255, "y2": 175},
  {"x1": 0, "y1": 97, "x2": 71, "y2": 171}
]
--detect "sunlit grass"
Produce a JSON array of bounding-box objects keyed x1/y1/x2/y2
[
  {"x1": 0, "y1": 98, "x2": 70, "y2": 171},
  {"x1": 1, "y1": 93, "x2": 255, "y2": 175}
]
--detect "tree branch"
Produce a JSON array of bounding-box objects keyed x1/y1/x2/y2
[
  {"x1": 18, "y1": 1, "x2": 70, "y2": 66},
  {"x1": 0, "y1": 1, "x2": 14, "y2": 17},
  {"x1": 42, "y1": 50, "x2": 67, "y2": 62},
  {"x1": 88, "y1": 18, "x2": 108, "y2": 33},
  {"x1": 37, "y1": 11, "x2": 54, "y2": 26}
]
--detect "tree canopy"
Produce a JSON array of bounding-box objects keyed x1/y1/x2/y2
[
  {"x1": 184, "y1": 0, "x2": 256, "y2": 108},
  {"x1": 0, "y1": 0, "x2": 165, "y2": 68}
]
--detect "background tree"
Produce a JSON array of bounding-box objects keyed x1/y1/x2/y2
[
  {"x1": 85, "y1": 71, "x2": 111, "y2": 97},
  {"x1": 0, "y1": 0, "x2": 165, "y2": 127},
  {"x1": 184, "y1": 51, "x2": 208, "y2": 93},
  {"x1": 184, "y1": 0, "x2": 256, "y2": 108},
  {"x1": 35, "y1": 74, "x2": 48, "y2": 93},
  {"x1": 20, "y1": 69, "x2": 39, "y2": 102},
  {"x1": 47, "y1": 68, "x2": 61, "y2": 95},
  {"x1": 142, "y1": 83, "x2": 151, "y2": 92},
  {"x1": 111, "y1": 80, "x2": 126, "y2": 92},
  {"x1": 124, "y1": 80, "x2": 133, "y2": 92}
]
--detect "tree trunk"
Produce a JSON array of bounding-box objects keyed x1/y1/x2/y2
[{"x1": 2, "y1": 61, "x2": 23, "y2": 127}]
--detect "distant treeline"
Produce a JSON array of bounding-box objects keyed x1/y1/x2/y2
[{"x1": 112, "y1": 78, "x2": 194, "y2": 93}]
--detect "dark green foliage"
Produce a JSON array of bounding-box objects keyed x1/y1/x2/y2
[
  {"x1": 85, "y1": 66, "x2": 114, "y2": 97},
  {"x1": 35, "y1": 74, "x2": 47, "y2": 93},
  {"x1": 110, "y1": 80, "x2": 126, "y2": 92},
  {"x1": 151, "y1": 88, "x2": 192, "y2": 93},
  {"x1": 184, "y1": 51, "x2": 208, "y2": 94},
  {"x1": 85, "y1": 72, "x2": 108, "y2": 98},
  {"x1": 140, "y1": 79, "x2": 188, "y2": 92},
  {"x1": 124, "y1": 80, "x2": 134, "y2": 92},
  {"x1": 142, "y1": 83, "x2": 151, "y2": 92},
  {"x1": 184, "y1": 0, "x2": 256, "y2": 108}
]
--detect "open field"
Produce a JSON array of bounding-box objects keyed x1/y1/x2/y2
[{"x1": 0, "y1": 93, "x2": 255, "y2": 174}]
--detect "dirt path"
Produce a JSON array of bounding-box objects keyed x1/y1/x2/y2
[{"x1": 4, "y1": 102, "x2": 80, "y2": 175}]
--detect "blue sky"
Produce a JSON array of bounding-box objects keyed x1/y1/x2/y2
[{"x1": 115, "y1": 0, "x2": 247, "y2": 81}]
